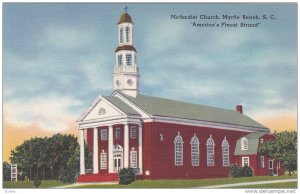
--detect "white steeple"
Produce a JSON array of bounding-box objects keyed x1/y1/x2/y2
[{"x1": 113, "y1": 7, "x2": 139, "y2": 97}]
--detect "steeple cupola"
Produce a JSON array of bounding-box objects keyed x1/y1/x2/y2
[{"x1": 113, "y1": 7, "x2": 139, "y2": 97}]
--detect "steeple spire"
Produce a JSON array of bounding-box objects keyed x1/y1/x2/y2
[{"x1": 113, "y1": 9, "x2": 140, "y2": 97}]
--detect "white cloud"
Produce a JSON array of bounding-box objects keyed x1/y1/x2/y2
[
  {"x1": 4, "y1": 95, "x2": 84, "y2": 132},
  {"x1": 143, "y1": 20, "x2": 187, "y2": 54},
  {"x1": 45, "y1": 25, "x2": 98, "y2": 50}
]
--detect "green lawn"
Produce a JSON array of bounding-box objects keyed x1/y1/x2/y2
[
  {"x1": 231, "y1": 182, "x2": 297, "y2": 188},
  {"x1": 3, "y1": 180, "x2": 69, "y2": 188},
  {"x1": 3, "y1": 175, "x2": 296, "y2": 189},
  {"x1": 73, "y1": 175, "x2": 297, "y2": 188}
]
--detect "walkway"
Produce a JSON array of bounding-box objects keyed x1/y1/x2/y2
[
  {"x1": 194, "y1": 179, "x2": 297, "y2": 189},
  {"x1": 54, "y1": 181, "x2": 118, "y2": 188}
]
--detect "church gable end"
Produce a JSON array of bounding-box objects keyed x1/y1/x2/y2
[{"x1": 78, "y1": 97, "x2": 125, "y2": 122}]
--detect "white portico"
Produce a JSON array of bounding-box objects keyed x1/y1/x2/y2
[{"x1": 77, "y1": 94, "x2": 145, "y2": 179}]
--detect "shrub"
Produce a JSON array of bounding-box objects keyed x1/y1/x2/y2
[
  {"x1": 119, "y1": 168, "x2": 135, "y2": 185},
  {"x1": 241, "y1": 165, "x2": 253, "y2": 177},
  {"x1": 33, "y1": 177, "x2": 41, "y2": 188},
  {"x1": 230, "y1": 164, "x2": 253, "y2": 177}
]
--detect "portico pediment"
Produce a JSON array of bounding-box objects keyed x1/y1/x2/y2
[{"x1": 77, "y1": 96, "x2": 124, "y2": 122}]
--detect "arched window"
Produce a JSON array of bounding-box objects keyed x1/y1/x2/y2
[
  {"x1": 190, "y1": 135, "x2": 200, "y2": 166},
  {"x1": 120, "y1": 27, "x2": 124, "y2": 43},
  {"x1": 174, "y1": 132, "x2": 183, "y2": 166},
  {"x1": 222, "y1": 137, "x2": 230, "y2": 166},
  {"x1": 126, "y1": 27, "x2": 130, "y2": 42},
  {"x1": 241, "y1": 137, "x2": 248, "y2": 151},
  {"x1": 206, "y1": 135, "x2": 215, "y2": 166},
  {"x1": 98, "y1": 108, "x2": 106, "y2": 115}
]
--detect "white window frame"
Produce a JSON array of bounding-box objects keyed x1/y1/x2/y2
[
  {"x1": 100, "y1": 151, "x2": 107, "y2": 169},
  {"x1": 120, "y1": 27, "x2": 124, "y2": 43},
  {"x1": 206, "y1": 135, "x2": 215, "y2": 166},
  {"x1": 241, "y1": 137, "x2": 248, "y2": 151},
  {"x1": 222, "y1": 137, "x2": 230, "y2": 166},
  {"x1": 126, "y1": 54, "x2": 132, "y2": 66},
  {"x1": 174, "y1": 133, "x2": 184, "y2": 166},
  {"x1": 130, "y1": 126, "x2": 137, "y2": 139},
  {"x1": 130, "y1": 150, "x2": 137, "y2": 168},
  {"x1": 115, "y1": 128, "x2": 121, "y2": 140},
  {"x1": 242, "y1": 157, "x2": 249, "y2": 167},
  {"x1": 278, "y1": 161, "x2": 281, "y2": 169},
  {"x1": 269, "y1": 160, "x2": 273, "y2": 169},
  {"x1": 260, "y1": 156, "x2": 265, "y2": 168},
  {"x1": 118, "y1": 55, "x2": 122, "y2": 66},
  {"x1": 101, "y1": 129, "x2": 107, "y2": 141},
  {"x1": 190, "y1": 136, "x2": 200, "y2": 166},
  {"x1": 126, "y1": 27, "x2": 130, "y2": 42}
]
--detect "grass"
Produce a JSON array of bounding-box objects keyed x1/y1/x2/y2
[
  {"x1": 3, "y1": 180, "x2": 69, "y2": 188},
  {"x1": 73, "y1": 175, "x2": 297, "y2": 188},
  {"x1": 231, "y1": 182, "x2": 297, "y2": 188},
  {"x1": 3, "y1": 175, "x2": 296, "y2": 189}
]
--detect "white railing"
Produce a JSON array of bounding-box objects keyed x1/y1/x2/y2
[{"x1": 114, "y1": 66, "x2": 139, "y2": 73}]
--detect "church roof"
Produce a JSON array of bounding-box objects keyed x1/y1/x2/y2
[
  {"x1": 118, "y1": 13, "x2": 133, "y2": 24},
  {"x1": 115, "y1": 45, "x2": 137, "y2": 52},
  {"x1": 117, "y1": 92, "x2": 268, "y2": 130},
  {"x1": 234, "y1": 132, "x2": 269, "y2": 155},
  {"x1": 102, "y1": 96, "x2": 140, "y2": 115}
]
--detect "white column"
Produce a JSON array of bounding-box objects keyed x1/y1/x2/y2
[
  {"x1": 124, "y1": 123, "x2": 129, "y2": 168},
  {"x1": 138, "y1": 124, "x2": 143, "y2": 174},
  {"x1": 108, "y1": 125, "x2": 114, "y2": 173},
  {"x1": 93, "y1": 128, "x2": 99, "y2": 174},
  {"x1": 80, "y1": 129, "x2": 85, "y2": 175}
]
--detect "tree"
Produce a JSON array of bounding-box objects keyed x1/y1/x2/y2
[
  {"x1": 58, "y1": 143, "x2": 92, "y2": 183},
  {"x1": 9, "y1": 133, "x2": 79, "y2": 181},
  {"x1": 3, "y1": 162, "x2": 11, "y2": 181},
  {"x1": 258, "y1": 131, "x2": 297, "y2": 176}
]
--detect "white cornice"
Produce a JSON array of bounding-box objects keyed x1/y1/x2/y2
[
  {"x1": 146, "y1": 116, "x2": 269, "y2": 133},
  {"x1": 77, "y1": 95, "x2": 102, "y2": 122},
  {"x1": 79, "y1": 117, "x2": 142, "y2": 130},
  {"x1": 77, "y1": 95, "x2": 129, "y2": 122}
]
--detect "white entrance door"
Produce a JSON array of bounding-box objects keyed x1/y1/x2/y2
[{"x1": 113, "y1": 145, "x2": 123, "y2": 172}]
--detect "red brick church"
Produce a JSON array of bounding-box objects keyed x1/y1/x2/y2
[{"x1": 77, "y1": 10, "x2": 284, "y2": 182}]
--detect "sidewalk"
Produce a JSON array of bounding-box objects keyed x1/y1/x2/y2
[
  {"x1": 194, "y1": 179, "x2": 297, "y2": 189},
  {"x1": 54, "y1": 181, "x2": 118, "y2": 188}
]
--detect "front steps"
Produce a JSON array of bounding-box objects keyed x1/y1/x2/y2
[{"x1": 77, "y1": 173, "x2": 118, "y2": 183}]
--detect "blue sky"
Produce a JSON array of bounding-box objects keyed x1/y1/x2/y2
[{"x1": 3, "y1": 3, "x2": 297, "y2": 132}]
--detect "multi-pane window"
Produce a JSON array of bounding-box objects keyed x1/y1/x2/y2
[
  {"x1": 269, "y1": 160, "x2": 273, "y2": 169},
  {"x1": 120, "y1": 27, "x2": 124, "y2": 43},
  {"x1": 115, "y1": 128, "x2": 121, "y2": 140},
  {"x1": 130, "y1": 150, "x2": 137, "y2": 168},
  {"x1": 126, "y1": 54, "x2": 132, "y2": 66},
  {"x1": 206, "y1": 136, "x2": 215, "y2": 166},
  {"x1": 130, "y1": 127, "x2": 137, "y2": 139},
  {"x1": 241, "y1": 137, "x2": 248, "y2": 151},
  {"x1": 260, "y1": 156, "x2": 265, "y2": 168},
  {"x1": 126, "y1": 27, "x2": 130, "y2": 42},
  {"x1": 100, "y1": 151, "x2": 107, "y2": 169},
  {"x1": 174, "y1": 134, "x2": 183, "y2": 166},
  {"x1": 118, "y1": 55, "x2": 122, "y2": 66},
  {"x1": 101, "y1": 129, "x2": 107, "y2": 141},
  {"x1": 190, "y1": 136, "x2": 199, "y2": 166},
  {"x1": 242, "y1": 157, "x2": 249, "y2": 167},
  {"x1": 222, "y1": 138, "x2": 230, "y2": 166}
]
